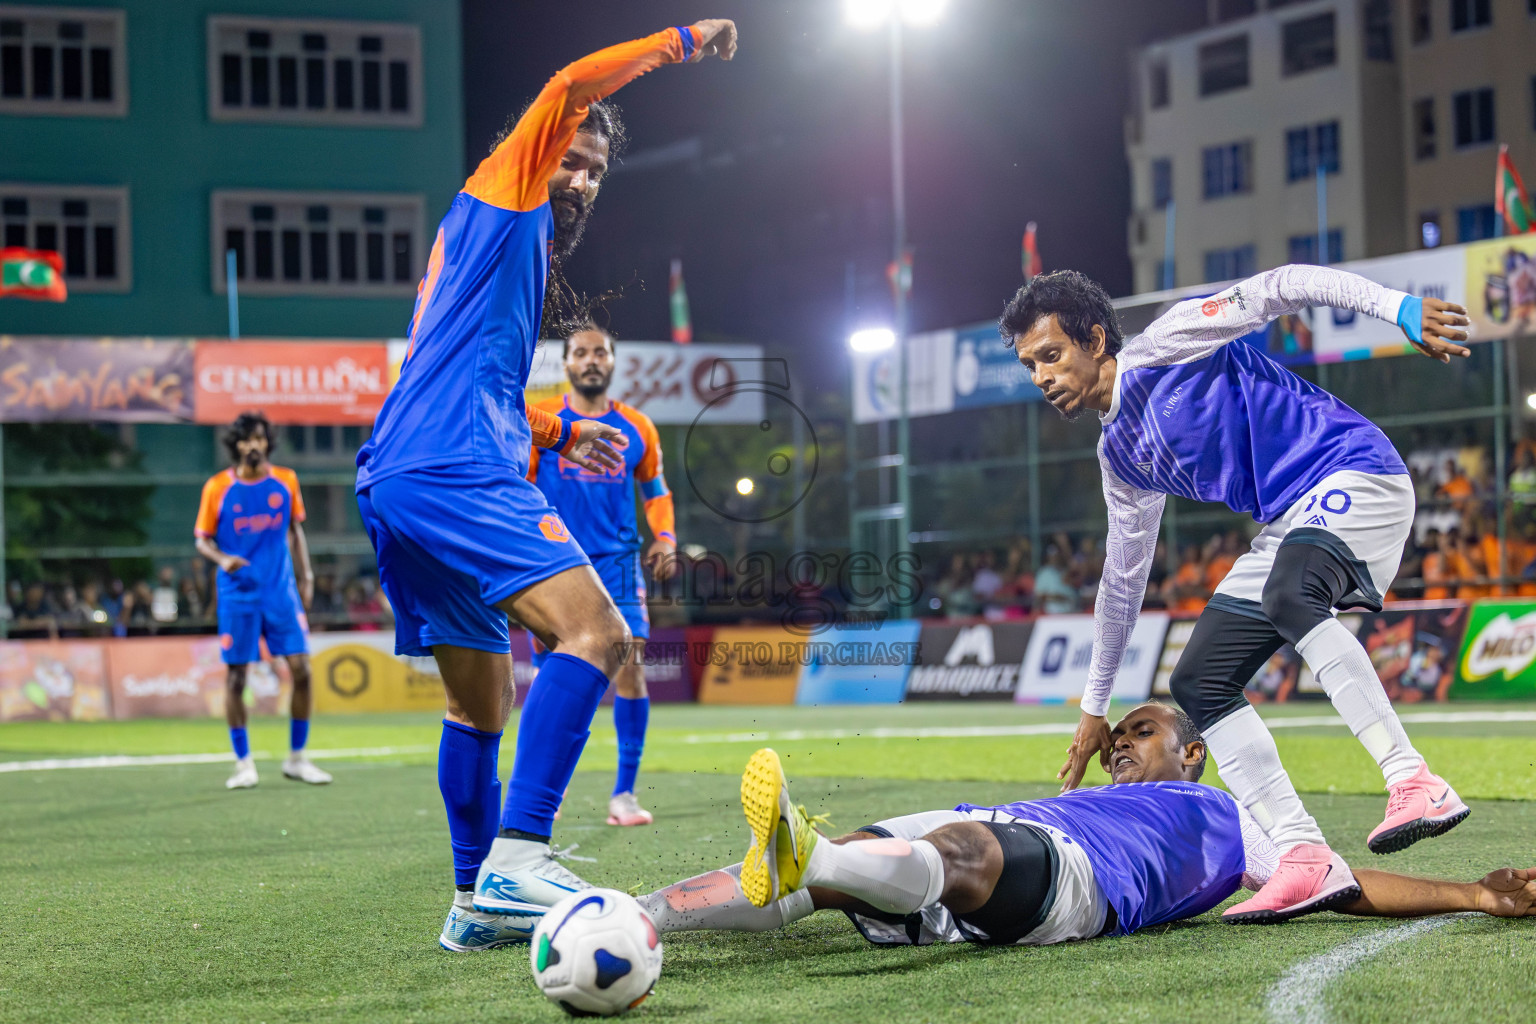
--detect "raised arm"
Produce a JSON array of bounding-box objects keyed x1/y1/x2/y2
[
  {"x1": 1136, "y1": 264, "x2": 1471, "y2": 366},
  {"x1": 1058, "y1": 457, "x2": 1165, "y2": 792},
  {"x1": 464, "y1": 22, "x2": 734, "y2": 212}
]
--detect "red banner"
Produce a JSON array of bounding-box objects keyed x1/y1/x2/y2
[
  {"x1": 0, "y1": 337, "x2": 193, "y2": 422},
  {"x1": 105, "y1": 636, "x2": 289, "y2": 719},
  {"x1": 194, "y1": 341, "x2": 388, "y2": 425},
  {"x1": 0, "y1": 641, "x2": 110, "y2": 721}
]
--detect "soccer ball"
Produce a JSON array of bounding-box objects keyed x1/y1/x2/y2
[{"x1": 530, "y1": 888, "x2": 663, "y2": 1017}]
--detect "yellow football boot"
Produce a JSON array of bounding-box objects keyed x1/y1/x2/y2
[{"x1": 739, "y1": 748, "x2": 819, "y2": 908}]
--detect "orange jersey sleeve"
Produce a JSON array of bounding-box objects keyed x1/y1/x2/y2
[
  {"x1": 618, "y1": 404, "x2": 675, "y2": 543},
  {"x1": 272, "y1": 466, "x2": 307, "y2": 522},
  {"x1": 527, "y1": 402, "x2": 571, "y2": 450},
  {"x1": 527, "y1": 396, "x2": 568, "y2": 475},
  {"x1": 194, "y1": 471, "x2": 233, "y2": 537},
  {"x1": 463, "y1": 26, "x2": 699, "y2": 212}
]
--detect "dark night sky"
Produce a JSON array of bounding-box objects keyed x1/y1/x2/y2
[{"x1": 461, "y1": 1, "x2": 1208, "y2": 381}]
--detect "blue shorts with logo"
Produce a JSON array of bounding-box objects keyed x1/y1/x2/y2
[
  {"x1": 219, "y1": 597, "x2": 309, "y2": 665},
  {"x1": 357, "y1": 464, "x2": 591, "y2": 658},
  {"x1": 529, "y1": 548, "x2": 649, "y2": 667}
]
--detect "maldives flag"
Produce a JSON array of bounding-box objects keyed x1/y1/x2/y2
[
  {"x1": 669, "y1": 258, "x2": 692, "y2": 344},
  {"x1": 1022, "y1": 222, "x2": 1042, "y2": 281},
  {"x1": 1496, "y1": 144, "x2": 1534, "y2": 235},
  {"x1": 0, "y1": 248, "x2": 67, "y2": 301}
]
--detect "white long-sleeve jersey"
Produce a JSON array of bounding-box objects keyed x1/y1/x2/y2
[{"x1": 1081, "y1": 265, "x2": 1412, "y2": 716}]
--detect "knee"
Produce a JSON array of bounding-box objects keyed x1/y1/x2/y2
[
  {"x1": 289, "y1": 657, "x2": 311, "y2": 689},
  {"x1": 1167, "y1": 659, "x2": 1200, "y2": 709},
  {"x1": 564, "y1": 611, "x2": 630, "y2": 679},
  {"x1": 225, "y1": 665, "x2": 247, "y2": 691}
]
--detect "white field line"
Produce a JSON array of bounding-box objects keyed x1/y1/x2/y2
[
  {"x1": 1265, "y1": 915, "x2": 1472, "y2": 1024},
  {"x1": 2, "y1": 709, "x2": 1530, "y2": 773},
  {"x1": 0, "y1": 745, "x2": 433, "y2": 774}
]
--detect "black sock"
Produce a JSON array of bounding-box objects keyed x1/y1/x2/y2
[
  {"x1": 455, "y1": 883, "x2": 474, "y2": 893},
  {"x1": 497, "y1": 827, "x2": 551, "y2": 844}
]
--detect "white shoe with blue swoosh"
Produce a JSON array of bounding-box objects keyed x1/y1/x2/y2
[
  {"x1": 439, "y1": 891, "x2": 540, "y2": 951},
  {"x1": 472, "y1": 838, "x2": 592, "y2": 915}
]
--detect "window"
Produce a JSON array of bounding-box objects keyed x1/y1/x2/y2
[
  {"x1": 1287, "y1": 230, "x2": 1344, "y2": 265},
  {"x1": 212, "y1": 190, "x2": 423, "y2": 297},
  {"x1": 1198, "y1": 35, "x2": 1248, "y2": 97},
  {"x1": 1284, "y1": 121, "x2": 1340, "y2": 182},
  {"x1": 1148, "y1": 58, "x2": 1168, "y2": 110},
  {"x1": 207, "y1": 15, "x2": 421, "y2": 126},
  {"x1": 1151, "y1": 158, "x2": 1172, "y2": 209},
  {"x1": 0, "y1": 6, "x2": 125, "y2": 116},
  {"x1": 1364, "y1": 0, "x2": 1394, "y2": 61},
  {"x1": 1202, "y1": 141, "x2": 1253, "y2": 198},
  {"x1": 0, "y1": 184, "x2": 130, "y2": 290},
  {"x1": 1411, "y1": 0, "x2": 1433, "y2": 43},
  {"x1": 1457, "y1": 204, "x2": 1498, "y2": 242},
  {"x1": 1451, "y1": 0, "x2": 1491, "y2": 32},
  {"x1": 1204, "y1": 245, "x2": 1256, "y2": 283},
  {"x1": 1452, "y1": 87, "x2": 1495, "y2": 148},
  {"x1": 1282, "y1": 13, "x2": 1336, "y2": 76},
  {"x1": 1420, "y1": 212, "x2": 1441, "y2": 248},
  {"x1": 1413, "y1": 97, "x2": 1437, "y2": 159}
]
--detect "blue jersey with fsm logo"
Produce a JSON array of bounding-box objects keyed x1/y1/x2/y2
[{"x1": 957, "y1": 781, "x2": 1247, "y2": 936}]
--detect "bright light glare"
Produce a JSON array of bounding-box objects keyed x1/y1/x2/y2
[
  {"x1": 736, "y1": 477, "x2": 755, "y2": 496},
  {"x1": 1526, "y1": 392, "x2": 1536, "y2": 411},
  {"x1": 844, "y1": 0, "x2": 895, "y2": 29},
  {"x1": 899, "y1": 0, "x2": 946, "y2": 25},
  {"x1": 848, "y1": 327, "x2": 896, "y2": 353}
]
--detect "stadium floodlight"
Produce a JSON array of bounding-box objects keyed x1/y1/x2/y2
[
  {"x1": 898, "y1": 0, "x2": 946, "y2": 25},
  {"x1": 844, "y1": 0, "x2": 896, "y2": 29},
  {"x1": 848, "y1": 327, "x2": 896, "y2": 353},
  {"x1": 736, "y1": 477, "x2": 755, "y2": 496},
  {"x1": 1527, "y1": 392, "x2": 1536, "y2": 411}
]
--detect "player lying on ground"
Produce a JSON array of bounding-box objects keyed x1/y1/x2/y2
[
  {"x1": 194, "y1": 411, "x2": 329, "y2": 790},
  {"x1": 353, "y1": 19, "x2": 736, "y2": 952},
  {"x1": 1003, "y1": 266, "x2": 1474, "y2": 922},
  {"x1": 638, "y1": 703, "x2": 1535, "y2": 946},
  {"x1": 527, "y1": 324, "x2": 680, "y2": 828}
]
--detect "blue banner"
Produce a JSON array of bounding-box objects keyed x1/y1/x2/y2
[
  {"x1": 951, "y1": 323, "x2": 1042, "y2": 409},
  {"x1": 794, "y1": 620, "x2": 923, "y2": 705}
]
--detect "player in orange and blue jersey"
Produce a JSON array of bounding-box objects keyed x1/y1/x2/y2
[
  {"x1": 194, "y1": 412, "x2": 330, "y2": 791},
  {"x1": 528, "y1": 325, "x2": 679, "y2": 829},
  {"x1": 353, "y1": 20, "x2": 737, "y2": 951}
]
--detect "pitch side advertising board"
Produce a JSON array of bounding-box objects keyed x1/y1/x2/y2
[
  {"x1": 904, "y1": 621, "x2": 1032, "y2": 701},
  {"x1": 793, "y1": 620, "x2": 922, "y2": 705},
  {"x1": 1453, "y1": 599, "x2": 1536, "y2": 699},
  {"x1": 1016, "y1": 613, "x2": 1168, "y2": 704}
]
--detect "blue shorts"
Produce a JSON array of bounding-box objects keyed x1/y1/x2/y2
[
  {"x1": 219, "y1": 600, "x2": 309, "y2": 665},
  {"x1": 358, "y1": 464, "x2": 591, "y2": 658},
  {"x1": 529, "y1": 548, "x2": 648, "y2": 667}
]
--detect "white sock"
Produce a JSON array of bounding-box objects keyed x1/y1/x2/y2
[
  {"x1": 802, "y1": 836, "x2": 945, "y2": 915},
  {"x1": 638, "y1": 865, "x2": 815, "y2": 933},
  {"x1": 1203, "y1": 705, "x2": 1327, "y2": 853},
  {"x1": 1295, "y1": 618, "x2": 1423, "y2": 787}
]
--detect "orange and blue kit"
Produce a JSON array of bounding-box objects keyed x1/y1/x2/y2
[
  {"x1": 195, "y1": 466, "x2": 309, "y2": 665},
  {"x1": 354, "y1": 26, "x2": 699, "y2": 658},
  {"x1": 528, "y1": 396, "x2": 676, "y2": 640}
]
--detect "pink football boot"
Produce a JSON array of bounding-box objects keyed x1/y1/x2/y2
[
  {"x1": 607, "y1": 791, "x2": 654, "y2": 827},
  {"x1": 1223, "y1": 843, "x2": 1360, "y2": 924},
  {"x1": 1367, "y1": 763, "x2": 1470, "y2": 854}
]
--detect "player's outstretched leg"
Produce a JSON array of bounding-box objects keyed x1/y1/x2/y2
[
  {"x1": 280, "y1": 654, "x2": 331, "y2": 785},
  {"x1": 1262, "y1": 540, "x2": 1468, "y2": 854},
  {"x1": 608, "y1": 655, "x2": 652, "y2": 827},
  {"x1": 474, "y1": 567, "x2": 629, "y2": 918}
]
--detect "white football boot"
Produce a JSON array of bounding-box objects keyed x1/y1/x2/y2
[
  {"x1": 472, "y1": 837, "x2": 592, "y2": 915},
  {"x1": 226, "y1": 757, "x2": 259, "y2": 790},
  {"x1": 282, "y1": 753, "x2": 333, "y2": 785},
  {"x1": 439, "y1": 889, "x2": 540, "y2": 951}
]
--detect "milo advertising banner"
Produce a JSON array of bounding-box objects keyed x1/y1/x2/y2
[{"x1": 1454, "y1": 600, "x2": 1536, "y2": 699}]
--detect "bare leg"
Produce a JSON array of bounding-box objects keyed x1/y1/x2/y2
[
  {"x1": 287, "y1": 653, "x2": 312, "y2": 722},
  {"x1": 224, "y1": 664, "x2": 248, "y2": 729}
]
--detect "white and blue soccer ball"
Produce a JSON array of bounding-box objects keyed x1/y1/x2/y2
[{"x1": 530, "y1": 888, "x2": 663, "y2": 1017}]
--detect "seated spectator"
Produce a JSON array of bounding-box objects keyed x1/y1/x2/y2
[
  {"x1": 151, "y1": 566, "x2": 179, "y2": 624},
  {"x1": 76, "y1": 582, "x2": 112, "y2": 632},
  {"x1": 934, "y1": 553, "x2": 978, "y2": 618},
  {"x1": 1169, "y1": 544, "x2": 1208, "y2": 614},
  {"x1": 13, "y1": 582, "x2": 57, "y2": 636},
  {"x1": 1420, "y1": 528, "x2": 1452, "y2": 600},
  {"x1": 346, "y1": 577, "x2": 385, "y2": 631},
  {"x1": 1142, "y1": 540, "x2": 1169, "y2": 609},
  {"x1": 970, "y1": 550, "x2": 1004, "y2": 606},
  {"x1": 121, "y1": 580, "x2": 157, "y2": 630},
  {"x1": 1033, "y1": 543, "x2": 1077, "y2": 614},
  {"x1": 176, "y1": 575, "x2": 205, "y2": 622},
  {"x1": 1202, "y1": 532, "x2": 1241, "y2": 595},
  {"x1": 1511, "y1": 447, "x2": 1536, "y2": 506},
  {"x1": 1435, "y1": 458, "x2": 1476, "y2": 519},
  {"x1": 998, "y1": 540, "x2": 1034, "y2": 614},
  {"x1": 310, "y1": 574, "x2": 342, "y2": 618}
]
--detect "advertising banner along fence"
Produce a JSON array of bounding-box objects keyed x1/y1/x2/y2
[
  {"x1": 1017, "y1": 613, "x2": 1168, "y2": 704},
  {"x1": 794, "y1": 620, "x2": 921, "y2": 705},
  {"x1": 1453, "y1": 599, "x2": 1536, "y2": 699},
  {"x1": 193, "y1": 341, "x2": 390, "y2": 425},
  {"x1": 905, "y1": 620, "x2": 1031, "y2": 701},
  {"x1": 0, "y1": 337, "x2": 193, "y2": 422}
]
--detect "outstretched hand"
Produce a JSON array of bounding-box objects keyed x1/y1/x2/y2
[
  {"x1": 1057, "y1": 711, "x2": 1112, "y2": 794},
  {"x1": 1475, "y1": 867, "x2": 1536, "y2": 917},
  {"x1": 560, "y1": 419, "x2": 628, "y2": 473},
  {"x1": 1408, "y1": 297, "x2": 1471, "y2": 363},
  {"x1": 688, "y1": 19, "x2": 737, "y2": 62}
]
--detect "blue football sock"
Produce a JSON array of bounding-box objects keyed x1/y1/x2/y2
[
  {"x1": 439, "y1": 720, "x2": 503, "y2": 888},
  {"x1": 290, "y1": 718, "x2": 309, "y2": 753},
  {"x1": 502, "y1": 653, "x2": 610, "y2": 839},
  {"x1": 612, "y1": 696, "x2": 649, "y2": 796},
  {"x1": 229, "y1": 727, "x2": 250, "y2": 760}
]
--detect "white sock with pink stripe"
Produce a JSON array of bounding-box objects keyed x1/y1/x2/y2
[{"x1": 803, "y1": 836, "x2": 946, "y2": 914}]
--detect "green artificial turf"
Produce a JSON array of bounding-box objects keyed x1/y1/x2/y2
[{"x1": 1, "y1": 703, "x2": 1532, "y2": 1023}]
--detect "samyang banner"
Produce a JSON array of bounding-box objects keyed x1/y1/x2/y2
[{"x1": 0, "y1": 337, "x2": 193, "y2": 422}]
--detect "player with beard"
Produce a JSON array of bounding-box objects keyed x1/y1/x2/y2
[
  {"x1": 636, "y1": 703, "x2": 1536, "y2": 946},
  {"x1": 527, "y1": 325, "x2": 678, "y2": 828},
  {"x1": 354, "y1": 20, "x2": 736, "y2": 951},
  {"x1": 195, "y1": 412, "x2": 327, "y2": 790},
  {"x1": 1004, "y1": 267, "x2": 1472, "y2": 924}
]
